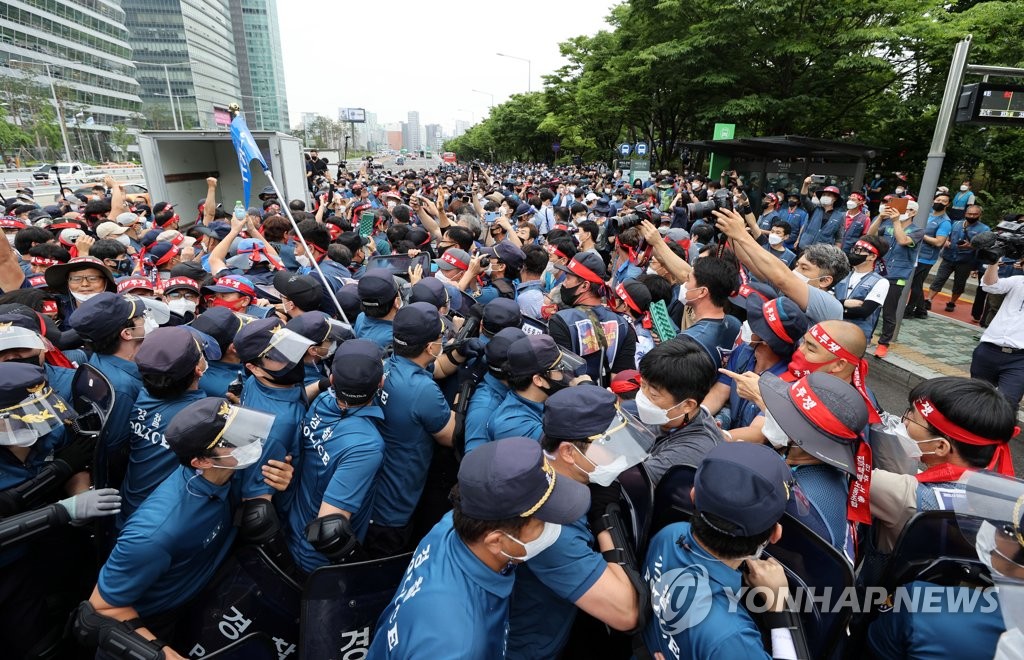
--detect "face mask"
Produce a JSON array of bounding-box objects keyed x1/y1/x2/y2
[
  {"x1": 6, "y1": 355, "x2": 42, "y2": 367},
  {"x1": 387, "y1": 201, "x2": 397, "y2": 211},
  {"x1": 786, "y1": 347, "x2": 837, "y2": 379},
  {"x1": 132, "y1": 315, "x2": 159, "y2": 339},
  {"x1": 212, "y1": 439, "x2": 264, "y2": 471},
  {"x1": 502, "y1": 521, "x2": 562, "y2": 562},
  {"x1": 895, "y1": 188, "x2": 905, "y2": 195},
  {"x1": 762, "y1": 411, "x2": 791, "y2": 449},
  {"x1": 740, "y1": 539, "x2": 771, "y2": 563},
  {"x1": 847, "y1": 252, "x2": 868, "y2": 267},
  {"x1": 932, "y1": 202, "x2": 946, "y2": 212},
  {"x1": 539, "y1": 373, "x2": 571, "y2": 397},
  {"x1": 679, "y1": 283, "x2": 703, "y2": 305},
  {"x1": 559, "y1": 282, "x2": 582, "y2": 307},
  {"x1": 792, "y1": 271, "x2": 824, "y2": 286},
  {"x1": 115, "y1": 235, "x2": 131, "y2": 247},
  {"x1": 846, "y1": 200, "x2": 859, "y2": 210},
  {"x1": 210, "y1": 297, "x2": 249, "y2": 312},
  {"x1": 768, "y1": 234, "x2": 784, "y2": 246},
  {"x1": 878, "y1": 204, "x2": 888, "y2": 215},
  {"x1": 960, "y1": 185, "x2": 969, "y2": 192},
  {"x1": 572, "y1": 446, "x2": 630, "y2": 487},
  {"x1": 810, "y1": 196, "x2": 821, "y2": 207},
  {"x1": 5, "y1": 233, "x2": 15, "y2": 246},
  {"x1": 295, "y1": 254, "x2": 311, "y2": 268},
  {"x1": 787, "y1": 200, "x2": 798, "y2": 208},
  {"x1": 892, "y1": 422, "x2": 925, "y2": 459},
  {"x1": 821, "y1": 196, "x2": 835, "y2": 208},
  {"x1": 739, "y1": 321, "x2": 754, "y2": 344},
  {"x1": 168, "y1": 299, "x2": 197, "y2": 316},
  {"x1": 446, "y1": 180, "x2": 454, "y2": 187},
  {"x1": 966, "y1": 216, "x2": 981, "y2": 224},
  {"x1": 975, "y1": 521, "x2": 997, "y2": 573},
  {"x1": 71, "y1": 291, "x2": 100, "y2": 303},
  {"x1": 635, "y1": 388, "x2": 688, "y2": 426}
]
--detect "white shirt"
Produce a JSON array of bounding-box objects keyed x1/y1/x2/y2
[
  {"x1": 981, "y1": 275, "x2": 1024, "y2": 349},
  {"x1": 843, "y1": 270, "x2": 890, "y2": 306}
]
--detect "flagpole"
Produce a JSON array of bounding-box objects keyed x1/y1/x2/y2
[{"x1": 228, "y1": 103, "x2": 351, "y2": 327}]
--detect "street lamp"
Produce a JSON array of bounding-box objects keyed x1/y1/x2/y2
[
  {"x1": 9, "y1": 60, "x2": 72, "y2": 162},
  {"x1": 471, "y1": 89, "x2": 495, "y2": 109},
  {"x1": 154, "y1": 92, "x2": 195, "y2": 130},
  {"x1": 495, "y1": 53, "x2": 532, "y2": 92},
  {"x1": 238, "y1": 95, "x2": 265, "y2": 130},
  {"x1": 130, "y1": 60, "x2": 192, "y2": 131}
]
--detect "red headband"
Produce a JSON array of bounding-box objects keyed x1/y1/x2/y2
[
  {"x1": 30, "y1": 257, "x2": 61, "y2": 268},
  {"x1": 152, "y1": 245, "x2": 179, "y2": 267},
  {"x1": 441, "y1": 251, "x2": 469, "y2": 271},
  {"x1": 610, "y1": 373, "x2": 641, "y2": 394},
  {"x1": 913, "y1": 398, "x2": 1015, "y2": 476},
  {"x1": 854, "y1": 240, "x2": 878, "y2": 256},
  {"x1": 566, "y1": 258, "x2": 603, "y2": 285},
  {"x1": 762, "y1": 299, "x2": 794, "y2": 343},
  {"x1": 809, "y1": 324, "x2": 881, "y2": 423},
  {"x1": 789, "y1": 379, "x2": 859, "y2": 440},
  {"x1": 42, "y1": 299, "x2": 58, "y2": 315},
  {"x1": 614, "y1": 283, "x2": 643, "y2": 314}
]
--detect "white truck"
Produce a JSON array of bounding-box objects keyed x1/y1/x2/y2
[{"x1": 136, "y1": 130, "x2": 307, "y2": 215}]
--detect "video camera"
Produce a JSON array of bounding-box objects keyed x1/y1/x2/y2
[
  {"x1": 972, "y1": 221, "x2": 1024, "y2": 262},
  {"x1": 687, "y1": 188, "x2": 733, "y2": 221}
]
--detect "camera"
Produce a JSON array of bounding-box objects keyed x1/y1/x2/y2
[
  {"x1": 614, "y1": 203, "x2": 653, "y2": 230},
  {"x1": 973, "y1": 221, "x2": 1024, "y2": 262},
  {"x1": 687, "y1": 188, "x2": 733, "y2": 221},
  {"x1": 478, "y1": 256, "x2": 490, "y2": 269}
]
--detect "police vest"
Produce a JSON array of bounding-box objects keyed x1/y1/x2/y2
[
  {"x1": 835, "y1": 271, "x2": 884, "y2": 339},
  {"x1": 554, "y1": 305, "x2": 629, "y2": 387}
]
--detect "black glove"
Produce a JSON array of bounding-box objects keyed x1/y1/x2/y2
[
  {"x1": 54, "y1": 434, "x2": 97, "y2": 474},
  {"x1": 587, "y1": 482, "x2": 622, "y2": 533},
  {"x1": 456, "y1": 337, "x2": 485, "y2": 360}
]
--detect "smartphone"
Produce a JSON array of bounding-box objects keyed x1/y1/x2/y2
[
  {"x1": 484, "y1": 211, "x2": 499, "y2": 224},
  {"x1": 359, "y1": 211, "x2": 375, "y2": 237},
  {"x1": 810, "y1": 175, "x2": 827, "y2": 184},
  {"x1": 366, "y1": 253, "x2": 431, "y2": 277}
]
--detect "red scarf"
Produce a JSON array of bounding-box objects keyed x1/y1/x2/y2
[{"x1": 915, "y1": 462, "x2": 972, "y2": 484}]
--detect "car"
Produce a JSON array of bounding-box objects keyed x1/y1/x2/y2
[
  {"x1": 395, "y1": 157, "x2": 405, "y2": 166},
  {"x1": 72, "y1": 182, "x2": 151, "y2": 206},
  {"x1": 31, "y1": 163, "x2": 55, "y2": 181}
]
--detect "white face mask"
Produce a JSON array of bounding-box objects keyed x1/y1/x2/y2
[
  {"x1": 878, "y1": 204, "x2": 888, "y2": 215},
  {"x1": 846, "y1": 200, "x2": 859, "y2": 210},
  {"x1": 387, "y1": 201, "x2": 397, "y2": 211},
  {"x1": 635, "y1": 389, "x2": 687, "y2": 426},
  {"x1": 768, "y1": 234, "x2": 784, "y2": 246},
  {"x1": 792, "y1": 271, "x2": 824, "y2": 286},
  {"x1": 895, "y1": 188, "x2": 905, "y2": 195},
  {"x1": 960, "y1": 185, "x2": 969, "y2": 192},
  {"x1": 740, "y1": 539, "x2": 771, "y2": 563},
  {"x1": 572, "y1": 446, "x2": 629, "y2": 487},
  {"x1": 71, "y1": 291, "x2": 100, "y2": 304},
  {"x1": 898, "y1": 213, "x2": 910, "y2": 222},
  {"x1": 646, "y1": 266, "x2": 659, "y2": 276},
  {"x1": 976, "y1": 521, "x2": 998, "y2": 573},
  {"x1": 167, "y1": 299, "x2": 197, "y2": 316},
  {"x1": 810, "y1": 196, "x2": 821, "y2": 206},
  {"x1": 502, "y1": 521, "x2": 562, "y2": 562},
  {"x1": 213, "y1": 439, "x2": 264, "y2": 471},
  {"x1": 446, "y1": 180, "x2": 454, "y2": 187},
  {"x1": 821, "y1": 196, "x2": 835, "y2": 208},
  {"x1": 5, "y1": 233, "x2": 16, "y2": 246},
  {"x1": 295, "y1": 254, "x2": 311, "y2": 268},
  {"x1": 115, "y1": 234, "x2": 131, "y2": 247},
  {"x1": 739, "y1": 321, "x2": 754, "y2": 344},
  {"x1": 762, "y1": 411, "x2": 791, "y2": 449}
]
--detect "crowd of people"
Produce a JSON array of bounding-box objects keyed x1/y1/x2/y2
[{"x1": 0, "y1": 159, "x2": 1021, "y2": 660}]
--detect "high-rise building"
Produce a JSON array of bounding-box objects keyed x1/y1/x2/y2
[
  {"x1": 454, "y1": 119, "x2": 470, "y2": 138},
  {"x1": 0, "y1": 0, "x2": 143, "y2": 160},
  {"x1": 425, "y1": 124, "x2": 442, "y2": 152},
  {"x1": 406, "y1": 111, "x2": 422, "y2": 152},
  {"x1": 124, "y1": 0, "x2": 242, "y2": 130},
  {"x1": 229, "y1": 0, "x2": 289, "y2": 132}
]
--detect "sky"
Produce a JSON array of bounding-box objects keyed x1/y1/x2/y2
[{"x1": 277, "y1": 0, "x2": 616, "y2": 133}]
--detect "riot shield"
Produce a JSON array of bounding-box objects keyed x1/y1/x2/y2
[
  {"x1": 197, "y1": 632, "x2": 278, "y2": 659},
  {"x1": 172, "y1": 545, "x2": 302, "y2": 659},
  {"x1": 650, "y1": 464, "x2": 697, "y2": 534},
  {"x1": 616, "y1": 463, "x2": 653, "y2": 556},
  {"x1": 881, "y1": 510, "x2": 982, "y2": 592},
  {"x1": 300, "y1": 552, "x2": 413, "y2": 660},
  {"x1": 70, "y1": 363, "x2": 115, "y2": 439}
]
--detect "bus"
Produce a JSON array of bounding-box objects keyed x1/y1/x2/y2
[{"x1": 442, "y1": 152, "x2": 457, "y2": 164}]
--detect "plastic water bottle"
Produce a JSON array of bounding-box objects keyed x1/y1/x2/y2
[{"x1": 233, "y1": 201, "x2": 245, "y2": 220}]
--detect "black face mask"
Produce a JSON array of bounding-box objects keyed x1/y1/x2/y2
[
  {"x1": 560, "y1": 282, "x2": 582, "y2": 307},
  {"x1": 965, "y1": 216, "x2": 981, "y2": 224},
  {"x1": 932, "y1": 202, "x2": 946, "y2": 212},
  {"x1": 847, "y1": 252, "x2": 868, "y2": 267},
  {"x1": 788, "y1": 200, "x2": 798, "y2": 208},
  {"x1": 539, "y1": 373, "x2": 571, "y2": 396},
  {"x1": 262, "y1": 360, "x2": 306, "y2": 386},
  {"x1": 6, "y1": 355, "x2": 41, "y2": 367}
]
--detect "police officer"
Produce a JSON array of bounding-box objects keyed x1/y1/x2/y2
[
  {"x1": 464, "y1": 327, "x2": 527, "y2": 454},
  {"x1": 274, "y1": 270, "x2": 324, "y2": 320},
  {"x1": 75, "y1": 398, "x2": 276, "y2": 660},
  {"x1": 366, "y1": 302, "x2": 457, "y2": 557},
  {"x1": 474, "y1": 240, "x2": 526, "y2": 305},
  {"x1": 116, "y1": 326, "x2": 208, "y2": 528},
  {"x1": 354, "y1": 268, "x2": 402, "y2": 349},
  {"x1": 285, "y1": 311, "x2": 350, "y2": 385},
  {"x1": 548, "y1": 252, "x2": 635, "y2": 386},
  {"x1": 284, "y1": 340, "x2": 385, "y2": 574},
  {"x1": 487, "y1": 334, "x2": 586, "y2": 444},
  {"x1": 0, "y1": 312, "x2": 75, "y2": 401},
  {"x1": 506, "y1": 386, "x2": 651, "y2": 659},
  {"x1": 366, "y1": 437, "x2": 590, "y2": 659},
  {"x1": 191, "y1": 307, "x2": 248, "y2": 398},
  {"x1": 69, "y1": 292, "x2": 151, "y2": 450}
]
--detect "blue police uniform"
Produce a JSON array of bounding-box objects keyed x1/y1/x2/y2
[
  {"x1": 354, "y1": 313, "x2": 394, "y2": 349},
  {"x1": 487, "y1": 391, "x2": 544, "y2": 444},
  {"x1": 238, "y1": 375, "x2": 306, "y2": 498},
  {"x1": 867, "y1": 581, "x2": 1004, "y2": 659},
  {"x1": 475, "y1": 277, "x2": 517, "y2": 306},
  {"x1": 366, "y1": 511, "x2": 514, "y2": 660},
  {"x1": 284, "y1": 394, "x2": 385, "y2": 574},
  {"x1": 515, "y1": 280, "x2": 545, "y2": 320},
  {"x1": 798, "y1": 200, "x2": 844, "y2": 249},
  {"x1": 507, "y1": 517, "x2": 606, "y2": 659},
  {"x1": 643, "y1": 522, "x2": 771, "y2": 659},
  {"x1": 198, "y1": 360, "x2": 243, "y2": 398},
  {"x1": 44, "y1": 363, "x2": 75, "y2": 403},
  {"x1": 371, "y1": 355, "x2": 451, "y2": 528},
  {"x1": 464, "y1": 373, "x2": 510, "y2": 454},
  {"x1": 117, "y1": 389, "x2": 206, "y2": 528},
  {"x1": 97, "y1": 466, "x2": 236, "y2": 618},
  {"x1": 87, "y1": 353, "x2": 142, "y2": 450}
]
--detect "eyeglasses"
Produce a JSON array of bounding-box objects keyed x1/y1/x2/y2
[
  {"x1": 901, "y1": 408, "x2": 934, "y2": 433},
  {"x1": 68, "y1": 275, "x2": 104, "y2": 284},
  {"x1": 165, "y1": 291, "x2": 199, "y2": 301}
]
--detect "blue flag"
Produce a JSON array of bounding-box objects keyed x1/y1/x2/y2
[{"x1": 230, "y1": 114, "x2": 268, "y2": 207}]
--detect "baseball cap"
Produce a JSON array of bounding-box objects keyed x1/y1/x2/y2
[
  {"x1": 144, "y1": 242, "x2": 180, "y2": 268},
  {"x1": 609, "y1": 370, "x2": 641, "y2": 396},
  {"x1": 164, "y1": 398, "x2": 272, "y2": 463},
  {"x1": 409, "y1": 277, "x2": 450, "y2": 310},
  {"x1": 193, "y1": 221, "x2": 232, "y2": 241},
  {"x1": 584, "y1": 192, "x2": 600, "y2": 202},
  {"x1": 482, "y1": 298, "x2": 522, "y2": 336},
  {"x1": 233, "y1": 317, "x2": 313, "y2": 366},
  {"x1": 434, "y1": 248, "x2": 471, "y2": 272},
  {"x1": 479, "y1": 240, "x2": 526, "y2": 272},
  {"x1": 162, "y1": 277, "x2": 200, "y2": 296},
  {"x1": 157, "y1": 229, "x2": 196, "y2": 250},
  {"x1": 357, "y1": 269, "x2": 399, "y2": 308},
  {"x1": 392, "y1": 302, "x2": 442, "y2": 348},
  {"x1": 484, "y1": 327, "x2": 527, "y2": 379},
  {"x1": 95, "y1": 221, "x2": 128, "y2": 240},
  {"x1": 190, "y1": 307, "x2": 250, "y2": 353},
  {"x1": 543, "y1": 386, "x2": 619, "y2": 440},
  {"x1": 134, "y1": 327, "x2": 203, "y2": 379},
  {"x1": 505, "y1": 334, "x2": 585, "y2": 379},
  {"x1": 285, "y1": 310, "x2": 352, "y2": 346},
  {"x1": 693, "y1": 442, "x2": 793, "y2": 537},
  {"x1": 614, "y1": 281, "x2": 652, "y2": 315},
  {"x1": 553, "y1": 252, "x2": 607, "y2": 284},
  {"x1": 202, "y1": 275, "x2": 257, "y2": 299},
  {"x1": 68, "y1": 292, "x2": 146, "y2": 341},
  {"x1": 0, "y1": 314, "x2": 47, "y2": 352},
  {"x1": 512, "y1": 203, "x2": 536, "y2": 219},
  {"x1": 0, "y1": 363, "x2": 77, "y2": 444},
  {"x1": 116, "y1": 277, "x2": 156, "y2": 295},
  {"x1": 115, "y1": 212, "x2": 142, "y2": 227},
  {"x1": 152, "y1": 202, "x2": 176, "y2": 216},
  {"x1": 745, "y1": 296, "x2": 809, "y2": 358},
  {"x1": 0, "y1": 217, "x2": 27, "y2": 231},
  {"x1": 330, "y1": 339, "x2": 384, "y2": 403},
  {"x1": 758, "y1": 372, "x2": 868, "y2": 475},
  {"x1": 456, "y1": 436, "x2": 590, "y2": 524},
  {"x1": 273, "y1": 271, "x2": 323, "y2": 312}
]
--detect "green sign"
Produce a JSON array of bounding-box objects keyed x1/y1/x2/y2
[{"x1": 709, "y1": 122, "x2": 736, "y2": 179}]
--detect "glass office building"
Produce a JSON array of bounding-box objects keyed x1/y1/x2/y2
[{"x1": 229, "y1": 0, "x2": 288, "y2": 132}]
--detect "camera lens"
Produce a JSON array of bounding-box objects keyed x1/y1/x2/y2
[{"x1": 479, "y1": 256, "x2": 490, "y2": 268}]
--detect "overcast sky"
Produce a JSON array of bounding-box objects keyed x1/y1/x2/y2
[{"x1": 278, "y1": 0, "x2": 616, "y2": 133}]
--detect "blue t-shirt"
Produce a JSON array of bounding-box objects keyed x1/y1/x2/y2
[
  {"x1": 87, "y1": 353, "x2": 142, "y2": 450},
  {"x1": 366, "y1": 512, "x2": 515, "y2": 659},
  {"x1": 762, "y1": 242, "x2": 796, "y2": 267},
  {"x1": 371, "y1": 356, "x2": 451, "y2": 527},
  {"x1": 285, "y1": 395, "x2": 385, "y2": 574},
  {"x1": 780, "y1": 207, "x2": 808, "y2": 250},
  {"x1": 118, "y1": 389, "x2": 207, "y2": 528},
  {"x1": 681, "y1": 316, "x2": 740, "y2": 365},
  {"x1": 643, "y1": 522, "x2": 770, "y2": 659},
  {"x1": 918, "y1": 215, "x2": 952, "y2": 265},
  {"x1": 507, "y1": 517, "x2": 607, "y2": 659},
  {"x1": 354, "y1": 313, "x2": 394, "y2": 350},
  {"x1": 239, "y1": 376, "x2": 306, "y2": 498},
  {"x1": 487, "y1": 391, "x2": 544, "y2": 444},
  {"x1": 464, "y1": 373, "x2": 510, "y2": 454},
  {"x1": 198, "y1": 360, "x2": 243, "y2": 398},
  {"x1": 98, "y1": 466, "x2": 236, "y2": 618}
]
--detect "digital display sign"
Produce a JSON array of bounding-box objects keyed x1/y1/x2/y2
[
  {"x1": 978, "y1": 88, "x2": 1024, "y2": 119},
  {"x1": 956, "y1": 83, "x2": 1024, "y2": 125}
]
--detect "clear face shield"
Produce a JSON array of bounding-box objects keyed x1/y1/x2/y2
[
  {"x1": 550, "y1": 346, "x2": 588, "y2": 379},
  {"x1": 0, "y1": 385, "x2": 77, "y2": 447},
  {"x1": 0, "y1": 325, "x2": 47, "y2": 354},
  {"x1": 258, "y1": 327, "x2": 315, "y2": 371},
  {"x1": 207, "y1": 403, "x2": 273, "y2": 470},
  {"x1": 955, "y1": 471, "x2": 1024, "y2": 637},
  {"x1": 578, "y1": 405, "x2": 656, "y2": 485}
]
